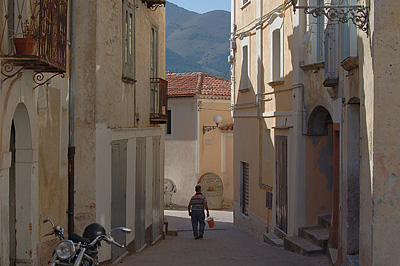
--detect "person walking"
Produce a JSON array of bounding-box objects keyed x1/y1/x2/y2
[{"x1": 188, "y1": 185, "x2": 210, "y2": 239}]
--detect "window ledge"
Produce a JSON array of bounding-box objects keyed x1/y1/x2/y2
[
  {"x1": 300, "y1": 61, "x2": 325, "y2": 71},
  {"x1": 239, "y1": 87, "x2": 250, "y2": 93},
  {"x1": 122, "y1": 76, "x2": 137, "y2": 84},
  {"x1": 241, "y1": 0, "x2": 251, "y2": 9},
  {"x1": 268, "y1": 80, "x2": 284, "y2": 87},
  {"x1": 341, "y1": 56, "x2": 358, "y2": 71}
]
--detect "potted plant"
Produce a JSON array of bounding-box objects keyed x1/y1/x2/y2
[{"x1": 14, "y1": 20, "x2": 37, "y2": 55}]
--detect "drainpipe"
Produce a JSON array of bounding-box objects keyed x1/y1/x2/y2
[
  {"x1": 230, "y1": 0, "x2": 235, "y2": 117},
  {"x1": 68, "y1": 0, "x2": 76, "y2": 234}
]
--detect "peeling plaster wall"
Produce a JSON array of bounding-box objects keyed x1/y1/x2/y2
[{"x1": 0, "y1": 70, "x2": 68, "y2": 264}]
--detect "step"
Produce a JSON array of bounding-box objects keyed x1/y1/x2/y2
[
  {"x1": 284, "y1": 236, "x2": 324, "y2": 256},
  {"x1": 166, "y1": 225, "x2": 178, "y2": 236},
  {"x1": 298, "y1": 225, "x2": 329, "y2": 252},
  {"x1": 263, "y1": 232, "x2": 284, "y2": 247},
  {"x1": 346, "y1": 254, "x2": 359, "y2": 266},
  {"x1": 318, "y1": 214, "x2": 332, "y2": 230}
]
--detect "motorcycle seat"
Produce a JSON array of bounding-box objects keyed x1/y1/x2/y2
[{"x1": 69, "y1": 232, "x2": 90, "y2": 244}]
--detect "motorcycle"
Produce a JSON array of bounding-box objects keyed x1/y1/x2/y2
[{"x1": 42, "y1": 218, "x2": 131, "y2": 266}]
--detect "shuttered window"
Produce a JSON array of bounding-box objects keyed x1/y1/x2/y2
[
  {"x1": 241, "y1": 161, "x2": 249, "y2": 216},
  {"x1": 122, "y1": 0, "x2": 135, "y2": 82}
]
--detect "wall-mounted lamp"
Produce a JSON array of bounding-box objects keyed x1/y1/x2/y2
[{"x1": 202, "y1": 114, "x2": 222, "y2": 135}]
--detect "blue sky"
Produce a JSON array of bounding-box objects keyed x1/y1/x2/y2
[{"x1": 168, "y1": 0, "x2": 231, "y2": 14}]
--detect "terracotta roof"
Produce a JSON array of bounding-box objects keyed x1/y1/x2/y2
[
  {"x1": 166, "y1": 72, "x2": 231, "y2": 97},
  {"x1": 219, "y1": 123, "x2": 233, "y2": 131}
]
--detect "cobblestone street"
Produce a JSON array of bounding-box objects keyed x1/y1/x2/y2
[{"x1": 119, "y1": 210, "x2": 331, "y2": 266}]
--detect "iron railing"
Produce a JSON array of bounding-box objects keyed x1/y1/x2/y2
[
  {"x1": 0, "y1": 0, "x2": 68, "y2": 73},
  {"x1": 150, "y1": 78, "x2": 168, "y2": 123},
  {"x1": 141, "y1": 0, "x2": 166, "y2": 10}
]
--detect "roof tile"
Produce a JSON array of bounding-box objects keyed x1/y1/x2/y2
[{"x1": 166, "y1": 72, "x2": 231, "y2": 97}]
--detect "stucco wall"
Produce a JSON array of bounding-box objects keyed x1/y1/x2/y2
[
  {"x1": 165, "y1": 98, "x2": 197, "y2": 206},
  {"x1": 305, "y1": 131, "x2": 333, "y2": 225},
  {"x1": 359, "y1": 0, "x2": 400, "y2": 265}
]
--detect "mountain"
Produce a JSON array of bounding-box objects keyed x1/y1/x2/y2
[{"x1": 166, "y1": 2, "x2": 231, "y2": 78}]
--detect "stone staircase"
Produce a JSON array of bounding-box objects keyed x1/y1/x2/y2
[
  {"x1": 284, "y1": 214, "x2": 331, "y2": 256},
  {"x1": 264, "y1": 214, "x2": 332, "y2": 257}
]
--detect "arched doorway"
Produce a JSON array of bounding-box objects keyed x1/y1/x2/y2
[
  {"x1": 198, "y1": 173, "x2": 223, "y2": 209},
  {"x1": 305, "y1": 106, "x2": 334, "y2": 225},
  {"x1": 7, "y1": 103, "x2": 36, "y2": 265}
]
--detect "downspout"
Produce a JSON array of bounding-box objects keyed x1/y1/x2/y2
[
  {"x1": 68, "y1": 0, "x2": 76, "y2": 234},
  {"x1": 230, "y1": 0, "x2": 235, "y2": 117}
]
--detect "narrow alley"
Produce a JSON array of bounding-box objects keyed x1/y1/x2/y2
[{"x1": 119, "y1": 210, "x2": 331, "y2": 266}]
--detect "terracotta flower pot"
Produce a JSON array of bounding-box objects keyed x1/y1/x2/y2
[{"x1": 14, "y1": 38, "x2": 36, "y2": 55}]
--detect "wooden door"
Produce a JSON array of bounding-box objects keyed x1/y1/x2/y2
[
  {"x1": 135, "y1": 138, "x2": 146, "y2": 250},
  {"x1": 111, "y1": 141, "x2": 127, "y2": 261},
  {"x1": 275, "y1": 135, "x2": 288, "y2": 233}
]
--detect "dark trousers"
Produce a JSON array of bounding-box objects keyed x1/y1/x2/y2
[{"x1": 191, "y1": 210, "x2": 205, "y2": 237}]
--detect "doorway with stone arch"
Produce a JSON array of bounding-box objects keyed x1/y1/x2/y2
[
  {"x1": 5, "y1": 103, "x2": 38, "y2": 265},
  {"x1": 198, "y1": 173, "x2": 223, "y2": 209}
]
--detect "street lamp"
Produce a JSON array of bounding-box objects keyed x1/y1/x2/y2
[{"x1": 202, "y1": 114, "x2": 222, "y2": 135}]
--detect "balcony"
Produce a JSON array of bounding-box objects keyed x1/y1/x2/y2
[
  {"x1": 150, "y1": 78, "x2": 168, "y2": 124},
  {"x1": 0, "y1": 0, "x2": 68, "y2": 78},
  {"x1": 141, "y1": 0, "x2": 166, "y2": 10}
]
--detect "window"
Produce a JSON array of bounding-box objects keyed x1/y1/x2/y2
[
  {"x1": 166, "y1": 110, "x2": 172, "y2": 135},
  {"x1": 151, "y1": 27, "x2": 158, "y2": 79},
  {"x1": 150, "y1": 27, "x2": 159, "y2": 114},
  {"x1": 240, "y1": 161, "x2": 249, "y2": 216},
  {"x1": 306, "y1": 0, "x2": 324, "y2": 63},
  {"x1": 266, "y1": 191, "x2": 273, "y2": 210},
  {"x1": 272, "y1": 29, "x2": 281, "y2": 81},
  {"x1": 240, "y1": 36, "x2": 250, "y2": 91},
  {"x1": 340, "y1": 0, "x2": 357, "y2": 62},
  {"x1": 242, "y1": 0, "x2": 249, "y2": 6},
  {"x1": 270, "y1": 17, "x2": 283, "y2": 82},
  {"x1": 123, "y1": 0, "x2": 135, "y2": 81},
  {"x1": 264, "y1": 129, "x2": 271, "y2": 162},
  {"x1": 324, "y1": 22, "x2": 339, "y2": 86}
]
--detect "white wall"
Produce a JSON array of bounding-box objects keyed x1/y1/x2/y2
[{"x1": 165, "y1": 98, "x2": 197, "y2": 206}]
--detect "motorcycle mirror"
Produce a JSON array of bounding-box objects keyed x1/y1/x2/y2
[
  {"x1": 120, "y1": 228, "x2": 132, "y2": 234},
  {"x1": 110, "y1": 227, "x2": 132, "y2": 234}
]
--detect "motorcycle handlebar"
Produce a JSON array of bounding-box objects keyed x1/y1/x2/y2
[
  {"x1": 87, "y1": 235, "x2": 124, "y2": 249},
  {"x1": 108, "y1": 238, "x2": 125, "y2": 249}
]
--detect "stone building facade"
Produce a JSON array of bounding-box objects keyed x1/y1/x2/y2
[
  {"x1": 0, "y1": 0, "x2": 167, "y2": 264},
  {"x1": 231, "y1": 0, "x2": 400, "y2": 265}
]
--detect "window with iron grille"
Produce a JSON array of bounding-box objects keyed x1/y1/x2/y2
[
  {"x1": 123, "y1": 0, "x2": 135, "y2": 82},
  {"x1": 241, "y1": 161, "x2": 249, "y2": 216}
]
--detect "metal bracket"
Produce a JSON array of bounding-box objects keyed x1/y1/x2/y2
[
  {"x1": 1, "y1": 62, "x2": 26, "y2": 82},
  {"x1": 33, "y1": 72, "x2": 65, "y2": 90},
  {"x1": 294, "y1": 4, "x2": 369, "y2": 33},
  {"x1": 202, "y1": 125, "x2": 218, "y2": 135}
]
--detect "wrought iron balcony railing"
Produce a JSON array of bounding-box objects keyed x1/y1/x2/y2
[
  {"x1": 150, "y1": 78, "x2": 168, "y2": 124},
  {"x1": 141, "y1": 0, "x2": 166, "y2": 11},
  {"x1": 0, "y1": 0, "x2": 68, "y2": 76}
]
